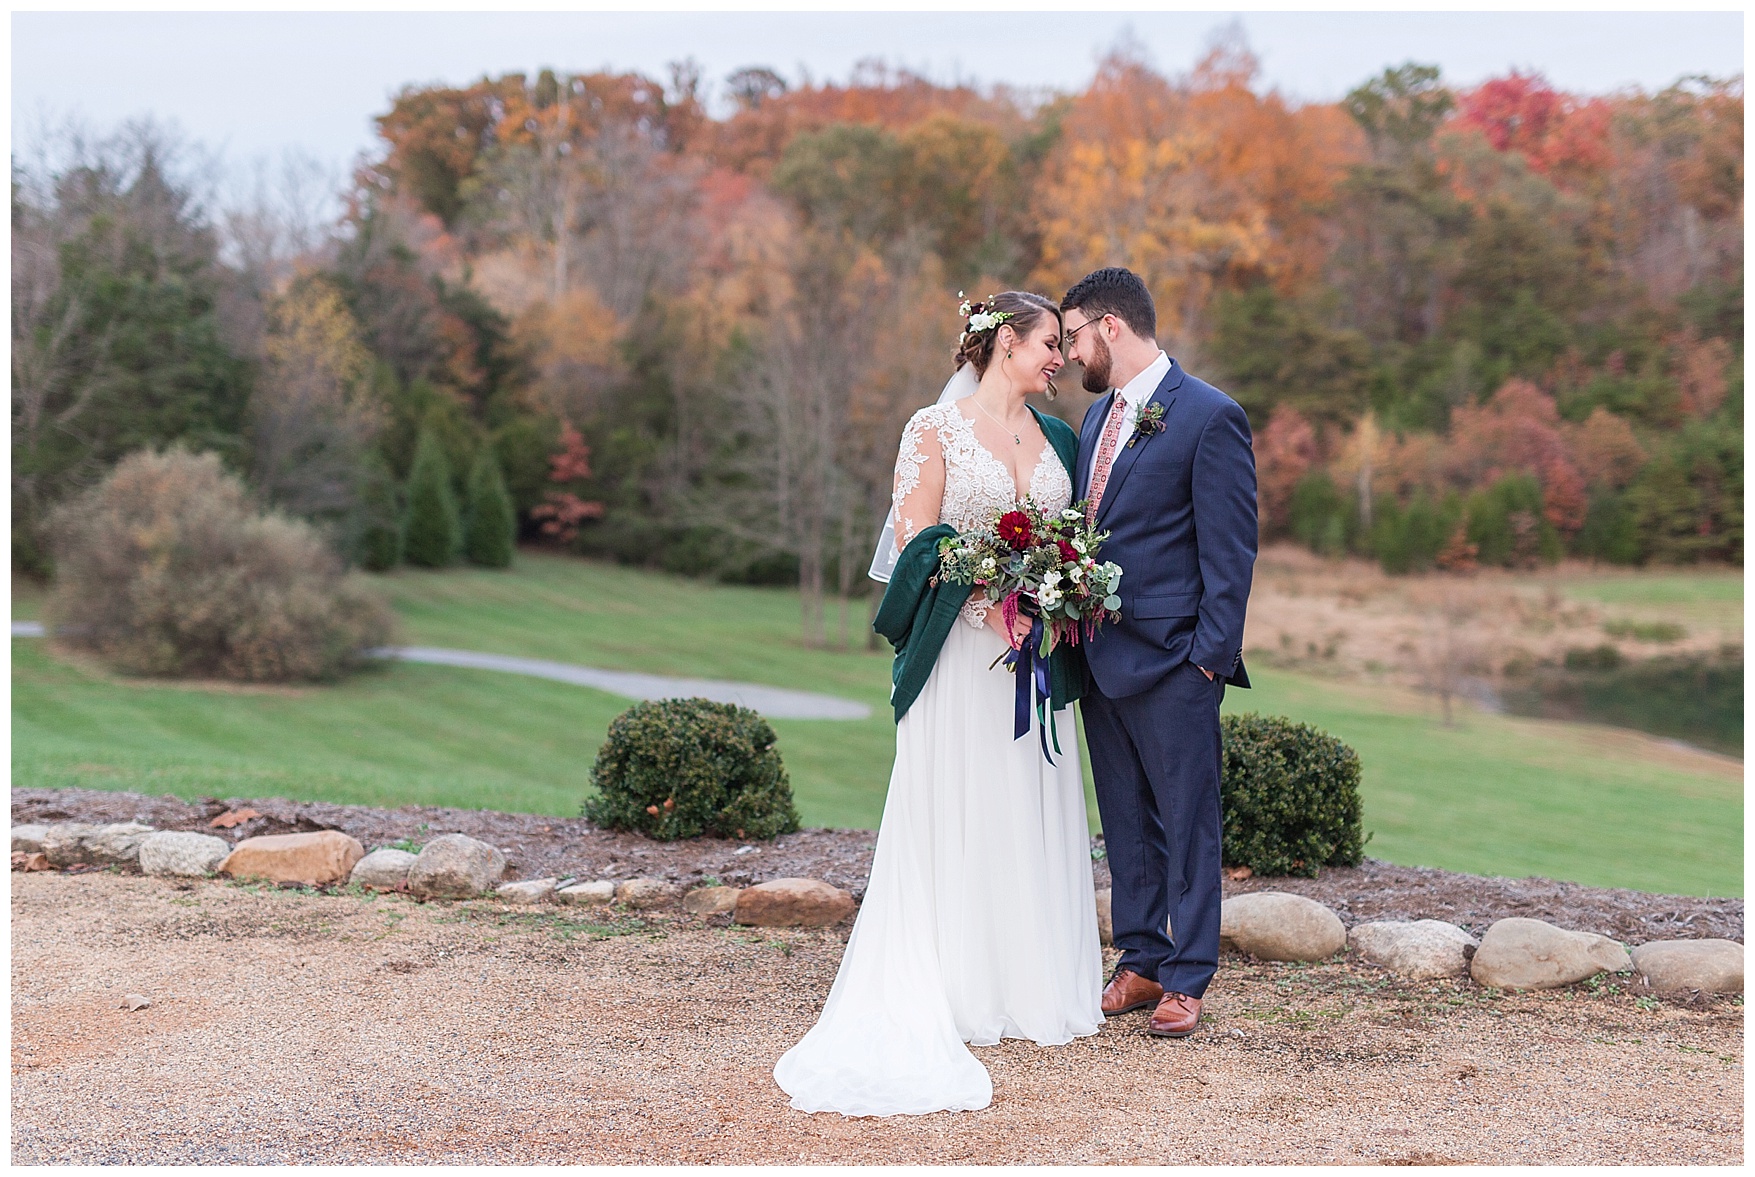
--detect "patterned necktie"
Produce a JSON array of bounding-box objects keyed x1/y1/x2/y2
[{"x1": 1086, "y1": 394, "x2": 1130, "y2": 521}]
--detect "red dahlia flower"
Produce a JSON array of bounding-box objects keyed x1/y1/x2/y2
[
  {"x1": 1056, "y1": 539, "x2": 1079, "y2": 563},
  {"x1": 996, "y1": 510, "x2": 1033, "y2": 549}
]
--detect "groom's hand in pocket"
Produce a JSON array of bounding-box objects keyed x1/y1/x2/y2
[{"x1": 1198, "y1": 665, "x2": 1215, "y2": 681}]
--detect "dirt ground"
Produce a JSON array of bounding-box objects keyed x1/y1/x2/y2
[{"x1": 9, "y1": 871, "x2": 1742, "y2": 1165}]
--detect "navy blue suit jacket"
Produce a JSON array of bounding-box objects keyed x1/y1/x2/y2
[{"x1": 1076, "y1": 359, "x2": 1257, "y2": 698}]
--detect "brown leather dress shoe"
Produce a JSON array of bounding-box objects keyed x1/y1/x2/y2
[
  {"x1": 1101, "y1": 969, "x2": 1165, "y2": 1017},
  {"x1": 1146, "y1": 991, "x2": 1202, "y2": 1038}
]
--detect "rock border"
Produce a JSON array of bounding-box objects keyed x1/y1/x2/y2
[{"x1": 11, "y1": 823, "x2": 1745, "y2": 995}]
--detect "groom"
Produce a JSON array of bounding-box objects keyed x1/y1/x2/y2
[{"x1": 1062, "y1": 267, "x2": 1257, "y2": 1039}]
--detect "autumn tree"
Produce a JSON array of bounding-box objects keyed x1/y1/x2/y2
[{"x1": 249, "y1": 277, "x2": 386, "y2": 550}]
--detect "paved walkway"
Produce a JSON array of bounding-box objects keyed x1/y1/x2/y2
[{"x1": 11, "y1": 622, "x2": 871, "y2": 721}]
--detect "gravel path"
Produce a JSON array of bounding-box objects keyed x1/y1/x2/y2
[
  {"x1": 369, "y1": 646, "x2": 872, "y2": 720},
  {"x1": 11, "y1": 873, "x2": 1743, "y2": 1164},
  {"x1": 9, "y1": 623, "x2": 871, "y2": 721}
]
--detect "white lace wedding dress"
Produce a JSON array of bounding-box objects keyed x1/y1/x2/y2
[{"x1": 773, "y1": 403, "x2": 1103, "y2": 1117}]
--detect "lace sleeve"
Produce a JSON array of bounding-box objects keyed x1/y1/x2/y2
[{"x1": 892, "y1": 409, "x2": 945, "y2": 552}]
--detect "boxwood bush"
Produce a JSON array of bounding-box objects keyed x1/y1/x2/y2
[
  {"x1": 1221, "y1": 713, "x2": 1365, "y2": 878},
  {"x1": 584, "y1": 698, "x2": 801, "y2": 841}
]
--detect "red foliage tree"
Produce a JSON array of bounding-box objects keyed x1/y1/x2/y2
[
  {"x1": 1445, "y1": 380, "x2": 1588, "y2": 535},
  {"x1": 1455, "y1": 71, "x2": 1612, "y2": 187},
  {"x1": 528, "y1": 422, "x2": 605, "y2": 544},
  {"x1": 1254, "y1": 405, "x2": 1319, "y2": 537}
]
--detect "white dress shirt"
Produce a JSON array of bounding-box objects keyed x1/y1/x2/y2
[{"x1": 1082, "y1": 349, "x2": 1171, "y2": 498}]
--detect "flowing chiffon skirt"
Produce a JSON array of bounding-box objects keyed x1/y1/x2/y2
[{"x1": 773, "y1": 620, "x2": 1103, "y2": 1116}]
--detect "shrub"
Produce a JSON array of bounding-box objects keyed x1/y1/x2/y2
[
  {"x1": 1563, "y1": 644, "x2": 1623, "y2": 672},
  {"x1": 584, "y1": 698, "x2": 802, "y2": 841},
  {"x1": 1602, "y1": 619, "x2": 1686, "y2": 642},
  {"x1": 403, "y1": 425, "x2": 461, "y2": 567},
  {"x1": 45, "y1": 448, "x2": 395, "y2": 682},
  {"x1": 1221, "y1": 713, "x2": 1365, "y2": 878},
  {"x1": 463, "y1": 449, "x2": 516, "y2": 568}
]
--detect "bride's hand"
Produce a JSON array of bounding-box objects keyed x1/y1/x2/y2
[{"x1": 984, "y1": 601, "x2": 1035, "y2": 648}]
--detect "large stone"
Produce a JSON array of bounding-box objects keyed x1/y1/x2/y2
[
  {"x1": 1632, "y1": 939, "x2": 1744, "y2": 994},
  {"x1": 735, "y1": 878, "x2": 856, "y2": 928},
  {"x1": 11, "y1": 824, "x2": 50, "y2": 854},
  {"x1": 407, "y1": 833, "x2": 507, "y2": 899},
  {"x1": 350, "y1": 848, "x2": 418, "y2": 891},
  {"x1": 496, "y1": 878, "x2": 558, "y2": 905},
  {"x1": 1470, "y1": 917, "x2": 1631, "y2": 990},
  {"x1": 138, "y1": 831, "x2": 231, "y2": 878},
  {"x1": 219, "y1": 830, "x2": 365, "y2": 885},
  {"x1": 84, "y1": 822, "x2": 156, "y2": 867},
  {"x1": 556, "y1": 880, "x2": 616, "y2": 907},
  {"x1": 1096, "y1": 888, "x2": 1114, "y2": 947},
  {"x1": 1348, "y1": 919, "x2": 1478, "y2": 980},
  {"x1": 1220, "y1": 891, "x2": 1346, "y2": 962},
  {"x1": 40, "y1": 822, "x2": 102, "y2": 867},
  {"x1": 616, "y1": 877, "x2": 678, "y2": 909},
  {"x1": 682, "y1": 885, "x2": 741, "y2": 915}
]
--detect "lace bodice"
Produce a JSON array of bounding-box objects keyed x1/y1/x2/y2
[{"x1": 891, "y1": 402, "x2": 1073, "y2": 626}]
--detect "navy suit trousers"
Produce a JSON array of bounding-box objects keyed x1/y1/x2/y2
[{"x1": 1083, "y1": 660, "x2": 1225, "y2": 999}]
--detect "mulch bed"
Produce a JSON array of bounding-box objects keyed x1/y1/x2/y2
[{"x1": 13, "y1": 786, "x2": 1742, "y2": 945}]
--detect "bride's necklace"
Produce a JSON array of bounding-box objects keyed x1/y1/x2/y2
[{"x1": 972, "y1": 396, "x2": 1027, "y2": 445}]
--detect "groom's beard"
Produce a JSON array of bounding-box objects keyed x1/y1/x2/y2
[{"x1": 1080, "y1": 334, "x2": 1113, "y2": 394}]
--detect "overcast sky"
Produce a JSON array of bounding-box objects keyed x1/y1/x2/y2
[{"x1": 11, "y1": 8, "x2": 1745, "y2": 186}]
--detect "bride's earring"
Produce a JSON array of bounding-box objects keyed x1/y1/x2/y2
[{"x1": 1006, "y1": 349, "x2": 1012, "y2": 358}]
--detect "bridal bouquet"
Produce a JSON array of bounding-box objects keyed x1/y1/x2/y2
[
  {"x1": 937, "y1": 501, "x2": 1124, "y2": 658},
  {"x1": 937, "y1": 501, "x2": 1121, "y2": 759}
]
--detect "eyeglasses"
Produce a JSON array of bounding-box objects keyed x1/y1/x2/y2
[{"x1": 1063, "y1": 314, "x2": 1110, "y2": 345}]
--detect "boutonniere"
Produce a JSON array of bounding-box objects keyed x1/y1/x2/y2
[{"x1": 1127, "y1": 402, "x2": 1167, "y2": 447}]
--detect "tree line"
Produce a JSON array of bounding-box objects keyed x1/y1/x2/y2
[{"x1": 11, "y1": 40, "x2": 1742, "y2": 646}]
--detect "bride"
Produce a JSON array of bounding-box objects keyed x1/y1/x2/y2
[{"x1": 773, "y1": 291, "x2": 1103, "y2": 1116}]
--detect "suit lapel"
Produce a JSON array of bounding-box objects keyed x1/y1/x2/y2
[{"x1": 1096, "y1": 361, "x2": 1185, "y2": 526}]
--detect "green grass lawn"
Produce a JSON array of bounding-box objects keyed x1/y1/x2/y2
[
  {"x1": 1513, "y1": 564, "x2": 1745, "y2": 634},
  {"x1": 10, "y1": 553, "x2": 1744, "y2": 896}
]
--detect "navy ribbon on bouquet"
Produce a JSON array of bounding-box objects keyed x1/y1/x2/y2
[{"x1": 1003, "y1": 613, "x2": 1061, "y2": 764}]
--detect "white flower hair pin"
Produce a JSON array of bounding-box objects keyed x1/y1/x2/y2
[{"x1": 958, "y1": 291, "x2": 1014, "y2": 337}]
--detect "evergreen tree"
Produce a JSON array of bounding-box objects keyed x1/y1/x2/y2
[
  {"x1": 12, "y1": 139, "x2": 251, "y2": 573},
  {"x1": 463, "y1": 448, "x2": 516, "y2": 568},
  {"x1": 355, "y1": 451, "x2": 404, "y2": 571},
  {"x1": 402, "y1": 425, "x2": 461, "y2": 567}
]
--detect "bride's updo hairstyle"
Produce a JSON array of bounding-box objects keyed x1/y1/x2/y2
[{"x1": 954, "y1": 290, "x2": 1063, "y2": 380}]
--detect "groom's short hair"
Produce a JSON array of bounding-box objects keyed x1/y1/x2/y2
[{"x1": 1061, "y1": 267, "x2": 1156, "y2": 341}]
